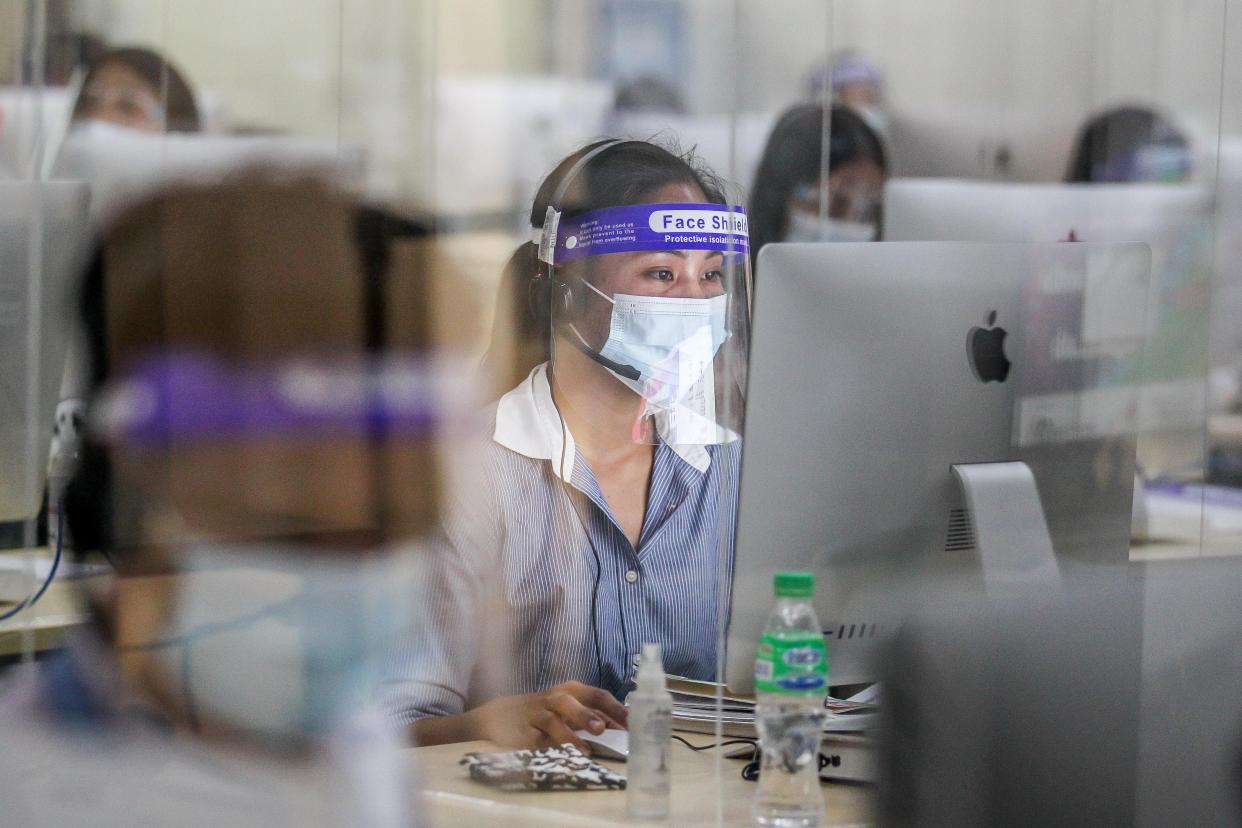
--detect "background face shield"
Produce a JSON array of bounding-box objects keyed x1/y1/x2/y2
[{"x1": 542, "y1": 201, "x2": 751, "y2": 447}]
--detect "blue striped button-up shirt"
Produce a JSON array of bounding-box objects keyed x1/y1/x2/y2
[{"x1": 382, "y1": 363, "x2": 740, "y2": 721}]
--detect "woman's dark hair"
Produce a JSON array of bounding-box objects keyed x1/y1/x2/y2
[
  {"x1": 1065, "y1": 105, "x2": 1190, "y2": 183},
  {"x1": 748, "y1": 104, "x2": 887, "y2": 264},
  {"x1": 72, "y1": 46, "x2": 201, "y2": 133},
  {"x1": 487, "y1": 138, "x2": 727, "y2": 389}
]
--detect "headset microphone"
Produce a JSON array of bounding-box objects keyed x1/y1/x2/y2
[{"x1": 562, "y1": 332, "x2": 641, "y2": 381}]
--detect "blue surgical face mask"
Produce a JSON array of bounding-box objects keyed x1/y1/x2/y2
[
  {"x1": 571, "y1": 278, "x2": 730, "y2": 407},
  {"x1": 154, "y1": 542, "x2": 416, "y2": 744}
]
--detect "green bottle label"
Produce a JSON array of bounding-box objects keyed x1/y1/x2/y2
[{"x1": 754, "y1": 631, "x2": 828, "y2": 696}]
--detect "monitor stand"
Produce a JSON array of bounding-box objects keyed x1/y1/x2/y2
[{"x1": 952, "y1": 462, "x2": 1061, "y2": 595}]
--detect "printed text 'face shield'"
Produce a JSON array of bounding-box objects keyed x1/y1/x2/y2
[{"x1": 539, "y1": 202, "x2": 751, "y2": 447}]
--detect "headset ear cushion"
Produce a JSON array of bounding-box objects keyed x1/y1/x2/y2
[
  {"x1": 527, "y1": 267, "x2": 580, "y2": 329},
  {"x1": 527, "y1": 271, "x2": 548, "y2": 328}
]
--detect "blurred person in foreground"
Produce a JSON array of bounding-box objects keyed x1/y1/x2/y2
[
  {"x1": 749, "y1": 104, "x2": 888, "y2": 264},
  {"x1": 71, "y1": 45, "x2": 201, "y2": 134},
  {"x1": 1065, "y1": 105, "x2": 1192, "y2": 184},
  {"x1": 383, "y1": 139, "x2": 751, "y2": 750},
  {"x1": 0, "y1": 177, "x2": 460, "y2": 827}
]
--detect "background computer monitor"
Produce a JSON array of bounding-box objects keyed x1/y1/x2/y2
[
  {"x1": 877, "y1": 557, "x2": 1242, "y2": 827},
  {"x1": 724, "y1": 241, "x2": 1148, "y2": 692},
  {"x1": 53, "y1": 124, "x2": 367, "y2": 224},
  {"x1": 429, "y1": 75, "x2": 613, "y2": 224},
  {"x1": 0, "y1": 180, "x2": 91, "y2": 527},
  {"x1": 0, "y1": 86, "x2": 75, "y2": 178},
  {"x1": 884, "y1": 178, "x2": 1214, "y2": 480}
]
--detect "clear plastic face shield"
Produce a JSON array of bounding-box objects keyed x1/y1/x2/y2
[
  {"x1": 539, "y1": 201, "x2": 752, "y2": 447},
  {"x1": 90, "y1": 352, "x2": 465, "y2": 744}
]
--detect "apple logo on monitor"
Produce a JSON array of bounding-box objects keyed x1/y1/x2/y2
[{"x1": 967, "y1": 310, "x2": 1011, "y2": 382}]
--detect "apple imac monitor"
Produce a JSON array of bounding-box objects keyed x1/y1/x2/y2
[
  {"x1": 723, "y1": 241, "x2": 1149, "y2": 692},
  {"x1": 0, "y1": 180, "x2": 92, "y2": 528},
  {"x1": 883, "y1": 178, "x2": 1214, "y2": 480}
]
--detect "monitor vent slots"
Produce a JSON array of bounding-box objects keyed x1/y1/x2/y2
[
  {"x1": 825, "y1": 623, "x2": 880, "y2": 640},
  {"x1": 944, "y1": 508, "x2": 977, "y2": 552}
]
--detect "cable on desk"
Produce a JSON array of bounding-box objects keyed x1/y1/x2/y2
[
  {"x1": 671, "y1": 734, "x2": 757, "y2": 752},
  {"x1": 0, "y1": 500, "x2": 64, "y2": 623}
]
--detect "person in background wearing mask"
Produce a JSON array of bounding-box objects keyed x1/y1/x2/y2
[
  {"x1": 71, "y1": 46, "x2": 201, "y2": 134},
  {"x1": 805, "y1": 52, "x2": 889, "y2": 137},
  {"x1": 748, "y1": 104, "x2": 888, "y2": 263},
  {"x1": 0, "y1": 177, "x2": 456, "y2": 827},
  {"x1": 383, "y1": 139, "x2": 752, "y2": 751},
  {"x1": 39, "y1": 47, "x2": 201, "y2": 556},
  {"x1": 1065, "y1": 105, "x2": 1192, "y2": 184}
]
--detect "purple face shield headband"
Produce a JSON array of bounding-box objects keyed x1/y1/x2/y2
[
  {"x1": 90, "y1": 351, "x2": 476, "y2": 446},
  {"x1": 536, "y1": 202, "x2": 749, "y2": 266}
]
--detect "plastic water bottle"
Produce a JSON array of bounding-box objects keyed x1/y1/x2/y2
[
  {"x1": 627, "y1": 642, "x2": 672, "y2": 820},
  {"x1": 753, "y1": 572, "x2": 828, "y2": 828}
]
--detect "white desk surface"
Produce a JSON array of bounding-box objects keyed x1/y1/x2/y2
[{"x1": 410, "y1": 739, "x2": 872, "y2": 828}]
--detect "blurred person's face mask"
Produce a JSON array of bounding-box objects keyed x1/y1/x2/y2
[
  {"x1": 153, "y1": 541, "x2": 417, "y2": 744},
  {"x1": 783, "y1": 208, "x2": 877, "y2": 243},
  {"x1": 1091, "y1": 144, "x2": 1192, "y2": 183},
  {"x1": 855, "y1": 105, "x2": 889, "y2": 136},
  {"x1": 786, "y1": 179, "x2": 881, "y2": 243}
]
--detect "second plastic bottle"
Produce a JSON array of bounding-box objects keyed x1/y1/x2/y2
[{"x1": 753, "y1": 571, "x2": 828, "y2": 828}]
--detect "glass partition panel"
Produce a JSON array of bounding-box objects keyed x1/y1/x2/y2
[{"x1": 0, "y1": 2, "x2": 1238, "y2": 826}]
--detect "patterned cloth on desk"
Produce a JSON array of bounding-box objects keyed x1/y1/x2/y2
[{"x1": 460, "y1": 744, "x2": 626, "y2": 792}]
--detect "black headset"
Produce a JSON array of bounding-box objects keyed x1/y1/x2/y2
[{"x1": 528, "y1": 139, "x2": 643, "y2": 381}]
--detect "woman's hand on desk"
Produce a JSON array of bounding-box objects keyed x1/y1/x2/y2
[
  {"x1": 469, "y1": 681, "x2": 629, "y2": 750},
  {"x1": 413, "y1": 681, "x2": 628, "y2": 750}
]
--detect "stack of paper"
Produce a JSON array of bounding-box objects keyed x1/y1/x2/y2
[{"x1": 664, "y1": 676, "x2": 879, "y2": 739}]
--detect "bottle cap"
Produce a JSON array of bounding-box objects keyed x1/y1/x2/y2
[
  {"x1": 635, "y1": 642, "x2": 666, "y2": 693},
  {"x1": 774, "y1": 571, "x2": 814, "y2": 598}
]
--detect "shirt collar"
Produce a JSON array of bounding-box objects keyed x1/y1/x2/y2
[{"x1": 493, "y1": 363, "x2": 712, "y2": 478}]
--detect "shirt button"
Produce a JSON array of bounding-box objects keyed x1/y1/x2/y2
[{"x1": 625, "y1": 569, "x2": 638, "y2": 583}]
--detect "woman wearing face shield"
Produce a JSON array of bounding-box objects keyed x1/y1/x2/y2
[
  {"x1": 386, "y1": 139, "x2": 750, "y2": 751},
  {"x1": 748, "y1": 104, "x2": 887, "y2": 263},
  {"x1": 0, "y1": 179, "x2": 443, "y2": 827}
]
